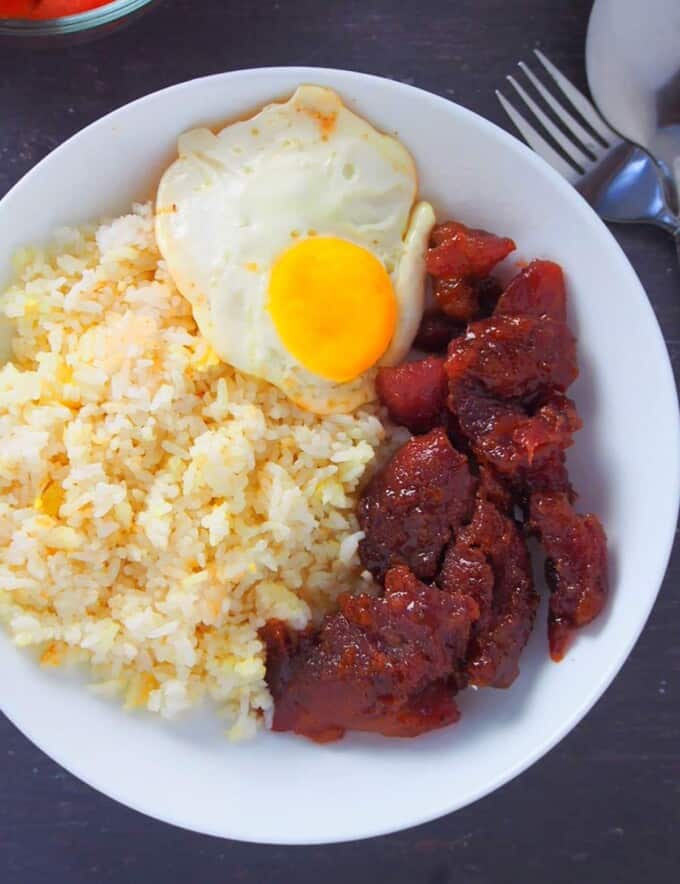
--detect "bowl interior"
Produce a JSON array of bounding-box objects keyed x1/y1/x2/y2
[{"x1": 0, "y1": 68, "x2": 678, "y2": 844}]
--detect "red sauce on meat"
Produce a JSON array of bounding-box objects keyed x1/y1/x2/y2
[
  {"x1": 262, "y1": 566, "x2": 477, "y2": 741},
  {"x1": 448, "y1": 495, "x2": 538, "y2": 688},
  {"x1": 449, "y1": 383, "x2": 581, "y2": 485},
  {"x1": 426, "y1": 221, "x2": 513, "y2": 323},
  {"x1": 261, "y1": 221, "x2": 608, "y2": 742},
  {"x1": 529, "y1": 492, "x2": 608, "y2": 660},
  {"x1": 495, "y1": 260, "x2": 567, "y2": 322},
  {"x1": 446, "y1": 315, "x2": 578, "y2": 400},
  {"x1": 376, "y1": 356, "x2": 448, "y2": 434},
  {"x1": 427, "y1": 221, "x2": 516, "y2": 279},
  {"x1": 357, "y1": 427, "x2": 476, "y2": 582}
]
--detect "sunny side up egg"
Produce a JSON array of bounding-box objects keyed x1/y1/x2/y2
[{"x1": 155, "y1": 85, "x2": 435, "y2": 414}]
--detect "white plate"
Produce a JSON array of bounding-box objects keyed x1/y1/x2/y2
[{"x1": 0, "y1": 68, "x2": 678, "y2": 845}]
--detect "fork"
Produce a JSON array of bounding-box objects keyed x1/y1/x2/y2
[{"x1": 496, "y1": 49, "x2": 680, "y2": 259}]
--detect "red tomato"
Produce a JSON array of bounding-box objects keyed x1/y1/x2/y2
[{"x1": 0, "y1": 0, "x2": 112, "y2": 18}]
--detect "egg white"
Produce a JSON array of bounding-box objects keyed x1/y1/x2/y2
[{"x1": 156, "y1": 84, "x2": 434, "y2": 414}]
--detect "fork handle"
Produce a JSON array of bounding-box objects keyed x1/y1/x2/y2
[
  {"x1": 654, "y1": 210, "x2": 680, "y2": 266},
  {"x1": 671, "y1": 226, "x2": 680, "y2": 268}
]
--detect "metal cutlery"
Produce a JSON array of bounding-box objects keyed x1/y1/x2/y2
[
  {"x1": 586, "y1": 0, "x2": 680, "y2": 209},
  {"x1": 496, "y1": 50, "x2": 680, "y2": 260}
]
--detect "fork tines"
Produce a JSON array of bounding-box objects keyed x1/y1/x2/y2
[{"x1": 496, "y1": 49, "x2": 618, "y2": 182}]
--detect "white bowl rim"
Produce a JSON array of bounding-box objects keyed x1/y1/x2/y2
[{"x1": 1, "y1": 66, "x2": 679, "y2": 844}]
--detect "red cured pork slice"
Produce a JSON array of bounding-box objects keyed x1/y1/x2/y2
[
  {"x1": 426, "y1": 221, "x2": 516, "y2": 279},
  {"x1": 376, "y1": 356, "x2": 448, "y2": 434},
  {"x1": 449, "y1": 382, "x2": 581, "y2": 484},
  {"x1": 426, "y1": 219, "x2": 512, "y2": 324},
  {"x1": 495, "y1": 260, "x2": 567, "y2": 323},
  {"x1": 433, "y1": 276, "x2": 504, "y2": 324},
  {"x1": 440, "y1": 496, "x2": 538, "y2": 689},
  {"x1": 446, "y1": 315, "x2": 578, "y2": 402},
  {"x1": 358, "y1": 428, "x2": 476, "y2": 582},
  {"x1": 529, "y1": 492, "x2": 608, "y2": 661},
  {"x1": 260, "y1": 566, "x2": 478, "y2": 742},
  {"x1": 521, "y1": 449, "x2": 575, "y2": 501},
  {"x1": 477, "y1": 463, "x2": 515, "y2": 514},
  {"x1": 434, "y1": 278, "x2": 480, "y2": 323},
  {"x1": 439, "y1": 539, "x2": 495, "y2": 636}
]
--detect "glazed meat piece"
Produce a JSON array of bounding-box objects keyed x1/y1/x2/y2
[
  {"x1": 477, "y1": 463, "x2": 514, "y2": 514},
  {"x1": 433, "y1": 277, "x2": 479, "y2": 322},
  {"x1": 449, "y1": 379, "x2": 521, "y2": 431},
  {"x1": 413, "y1": 308, "x2": 464, "y2": 353},
  {"x1": 510, "y1": 395, "x2": 582, "y2": 465},
  {"x1": 439, "y1": 539, "x2": 494, "y2": 635},
  {"x1": 461, "y1": 499, "x2": 537, "y2": 689},
  {"x1": 433, "y1": 275, "x2": 504, "y2": 323},
  {"x1": 427, "y1": 221, "x2": 516, "y2": 279},
  {"x1": 445, "y1": 315, "x2": 578, "y2": 401},
  {"x1": 522, "y1": 449, "x2": 574, "y2": 500},
  {"x1": 449, "y1": 382, "x2": 581, "y2": 482},
  {"x1": 376, "y1": 356, "x2": 448, "y2": 434},
  {"x1": 440, "y1": 496, "x2": 538, "y2": 688},
  {"x1": 495, "y1": 260, "x2": 567, "y2": 322},
  {"x1": 530, "y1": 492, "x2": 608, "y2": 661},
  {"x1": 426, "y1": 223, "x2": 514, "y2": 324},
  {"x1": 358, "y1": 428, "x2": 476, "y2": 581},
  {"x1": 260, "y1": 566, "x2": 478, "y2": 742}
]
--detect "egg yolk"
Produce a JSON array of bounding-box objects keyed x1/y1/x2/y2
[{"x1": 267, "y1": 237, "x2": 397, "y2": 383}]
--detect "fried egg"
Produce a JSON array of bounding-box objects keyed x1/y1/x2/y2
[{"x1": 156, "y1": 85, "x2": 435, "y2": 413}]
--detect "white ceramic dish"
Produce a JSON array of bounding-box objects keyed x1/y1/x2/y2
[{"x1": 0, "y1": 68, "x2": 678, "y2": 845}]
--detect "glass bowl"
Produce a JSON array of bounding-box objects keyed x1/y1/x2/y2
[{"x1": 0, "y1": 0, "x2": 154, "y2": 36}]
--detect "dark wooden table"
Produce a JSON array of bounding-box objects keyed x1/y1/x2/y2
[{"x1": 1, "y1": 1, "x2": 678, "y2": 881}]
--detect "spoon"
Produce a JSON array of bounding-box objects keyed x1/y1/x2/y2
[{"x1": 586, "y1": 0, "x2": 680, "y2": 210}]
